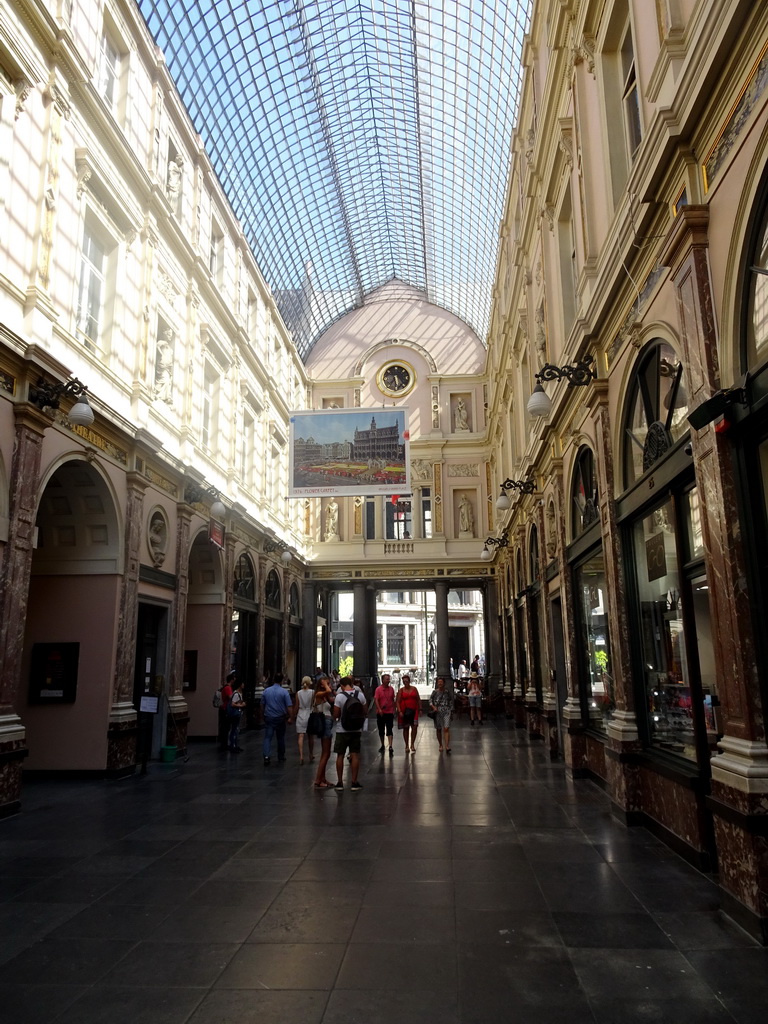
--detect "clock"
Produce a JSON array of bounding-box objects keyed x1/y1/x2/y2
[{"x1": 377, "y1": 361, "x2": 415, "y2": 397}]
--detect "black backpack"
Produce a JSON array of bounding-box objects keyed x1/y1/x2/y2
[{"x1": 340, "y1": 689, "x2": 366, "y2": 730}]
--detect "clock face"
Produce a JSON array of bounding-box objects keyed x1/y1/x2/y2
[{"x1": 378, "y1": 362, "x2": 414, "y2": 396}]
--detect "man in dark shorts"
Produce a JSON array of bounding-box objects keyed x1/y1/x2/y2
[{"x1": 333, "y1": 676, "x2": 367, "y2": 791}]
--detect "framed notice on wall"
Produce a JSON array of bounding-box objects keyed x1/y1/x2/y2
[{"x1": 28, "y1": 642, "x2": 80, "y2": 704}]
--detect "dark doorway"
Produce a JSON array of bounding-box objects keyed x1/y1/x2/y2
[
  {"x1": 448, "y1": 626, "x2": 469, "y2": 677},
  {"x1": 134, "y1": 602, "x2": 169, "y2": 759},
  {"x1": 263, "y1": 616, "x2": 283, "y2": 678}
]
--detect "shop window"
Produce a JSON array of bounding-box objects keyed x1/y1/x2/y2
[
  {"x1": 631, "y1": 492, "x2": 718, "y2": 760},
  {"x1": 574, "y1": 552, "x2": 613, "y2": 730},
  {"x1": 623, "y1": 341, "x2": 689, "y2": 489},
  {"x1": 571, "y1": 445, "x2": 599, "y2": 539}
]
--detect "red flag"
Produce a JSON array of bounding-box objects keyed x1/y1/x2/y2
[{"x1": 391, "y1": 495, "x2": 399, "y2": 505}]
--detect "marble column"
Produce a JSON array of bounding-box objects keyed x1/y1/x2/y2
[
  {"x1": 550, "y1": 462, "x2": 586, "y2": 772},
  {"x1": 166, "y1": 502, "x2": 193, "y2": 753},
  {"x1": 0, "y1": 404, "x2": 49, "y2": 815},
  {"x1": 664, "y1": 206, "x2": 768, "y2": 939},
  {"x1": 107, "y1": 470, "x2": 147, "y2": 775},
  {"x1": 587, "y1": 379, "x2": 642, "y2": 817},
  {"x1": 434, "y1": 580, "x2": 451, "y2": 692},
  {"x1": 483, "y1": 578, "x2": 502, "y2": 695},
  {"x1": 352, "y1": 582, "x2": 370, "y2": 685},
  {"x1": 301, "y1": 581, "x2": 317, "y2": 676}
]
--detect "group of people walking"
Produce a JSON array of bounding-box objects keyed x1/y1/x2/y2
[{"x1": 216, "y1": 667, "x2": 483, "y2": 785}]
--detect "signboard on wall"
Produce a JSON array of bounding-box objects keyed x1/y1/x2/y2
[
  {"x1": 28, "y1": 642, "x2": 80, "y2": 703},
  {"x1": 288, "y1": 407, "x2": 410, "y2": 497}
]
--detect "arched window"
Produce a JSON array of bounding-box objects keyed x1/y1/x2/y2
[
  {"x1": 745, "y1": 187, "x2": 768, "y2": 370},
  {"x1": 265, "y1": 568, "x2": 281, "y2": 609},
  {"x1": 528, "y1": 525, "x2": 540, "y2": 584},
  {"x1": 571, "y1": 445, "x2": 599, "y2": 538},
  {"x1": 233, "y1": 553, "x2": 255, "y2": 601},
  {"x1": 623, "y1": 341, "x2": 689, "y2": 489}
]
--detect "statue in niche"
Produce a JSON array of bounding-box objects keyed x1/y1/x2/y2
[
  {"x1": 148, "y1": 512, "x2": 168, "y2": 568},
  {"x1": 324, "y1": 498, "x2": 339, "y2": 541},
  {"x1": 458, "y1": 494, "x2": 474, "y2": 538},
  {"x1": 454, "y1": 396, "x2": 470, "y2": 431},
  {"x1": 166, "y1": 157, "x2": 182, "y2": 214},
  {"x1": 154, "y1": 328, "x2": 175, "y2": 403}
]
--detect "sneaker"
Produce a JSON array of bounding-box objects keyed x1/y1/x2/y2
[
  {"x1": 263, "y1": 756, "x2": 270, "y2": 765},
  {"x1": 334, "y1": 782, "x2": 344, "y2": 790},
  {"x1": 378, "y1": 745, "x2": 385, "y2": 753},
  {"x1": 350, "y1": 781, "x2": 363, "y2": 791}
]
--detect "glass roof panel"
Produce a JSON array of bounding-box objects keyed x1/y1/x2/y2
[{"x1": 137, "y1": 0, "x2": 531, "y2": 358}]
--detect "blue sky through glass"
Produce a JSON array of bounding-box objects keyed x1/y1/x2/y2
[{"x1": 137, "y1": 0, "x2": 531, "y2": 357}]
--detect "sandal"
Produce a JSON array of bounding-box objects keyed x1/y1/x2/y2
[{"x1": 314, "y1": 781, "x2": 331, "y2": 788}]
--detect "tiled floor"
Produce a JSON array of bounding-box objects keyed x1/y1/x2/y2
[{"x1": 0, "y1": 718, "x2": 766, "y2": 1024}]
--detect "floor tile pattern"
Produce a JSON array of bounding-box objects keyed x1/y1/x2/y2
[{"x1": 0, "y1": 718, "x2": 765, "y2": 1023}]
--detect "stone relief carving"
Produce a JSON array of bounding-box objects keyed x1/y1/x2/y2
[
  {"x1": 166, "y1": 156, "x2": 182, "y2": 214},
  {"x1": 431, "y1": 385, "x2": 440, "y2": 428},
  {"x1": 447, "y1": 464, "x2": 479, "y2": 478},
  {"x1": 154, "y1": 327, "x2": 175, "y2": 403},
  {"x1": 525, "y1": 127, "x2": 535, "y2": 169},
  {"x1": 411, "y1": 459, "x2": 432, "y2": 482},
  {"x1": 534, "y1": 305, "x2": 547, "y2": 363},
  {"x1": 148, "y1": 510, "x2": 168, "y2": 568},
  {"x1": 156, "y1": 268, "x2": 179, "y2": 308}
]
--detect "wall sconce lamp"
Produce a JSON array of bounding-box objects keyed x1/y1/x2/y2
[
  {"x1": 495, "y1": 478, "x2": 536, "y2": 510},
  {"x1": 527, "y1": 355, "x2": 597, "y2": 419},
  {"x1": 184, "y1": 483, "x2": 226, "y2": 520},
  {"x1": 264, "y1": 539, "x2": 293, "y2": 564},
  {"x1": 480, "y1": 534, "x2": 509, "y2": 561},
  {"x1": 29, "y1": 376, "x2": 94, "y2": 427}
]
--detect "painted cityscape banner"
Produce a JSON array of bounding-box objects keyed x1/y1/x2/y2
[{"x1": 288, "y1": 408, "x2": 410, "y2": 497}]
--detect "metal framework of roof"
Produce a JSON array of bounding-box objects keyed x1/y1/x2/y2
[{"x1": 138, "y1": 0, "x2": 531, "y2": 358}]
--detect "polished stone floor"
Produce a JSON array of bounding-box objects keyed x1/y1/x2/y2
[{"x1": 0, "y1": 717, "x2": 766, "y2": 1024}]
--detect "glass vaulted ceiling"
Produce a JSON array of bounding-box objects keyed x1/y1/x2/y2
[{"x1": 138, "y1": 0, "x2": 532, "y2": 358}]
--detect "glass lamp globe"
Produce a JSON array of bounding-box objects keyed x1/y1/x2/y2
[
  {"x1": 527, "y1": 383, "x2": 552, "y2": 419},
  {"x1": 496, "y1": 489, "x2": 511, "y2": 511},
  {"x1": 68, "y1": 395, "x2": 94, "y2": 427},
  {"x1": 210, "y1": 498, "x2": 226, "y2": 520},
  {"x1": 480, "y1": 546, "x2": 491, "y2": 561}
]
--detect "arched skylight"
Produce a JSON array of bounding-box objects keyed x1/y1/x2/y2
[{"x1": 138, "y1": 0, "x2": 532, "y2": 357}]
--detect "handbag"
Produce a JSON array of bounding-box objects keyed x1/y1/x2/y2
[
  {"x1": 426, "y1": 709, "x2": 437, "y2": 720},
  {"x1": 307, "y1": 711, "x2": 324, "y2": 736}
]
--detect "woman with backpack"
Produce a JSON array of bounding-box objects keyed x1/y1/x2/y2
[{"x1": 396, "y1": 672, "x2": 420, "y2": 752}]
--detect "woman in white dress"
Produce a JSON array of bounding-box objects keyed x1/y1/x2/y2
[{"x1": 293, "y1": 676, "x2": 315, "y2": 764}]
